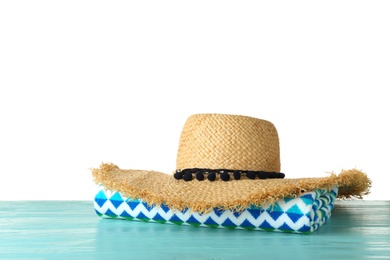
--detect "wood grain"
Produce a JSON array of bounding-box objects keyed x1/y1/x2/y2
[{"x1": 0, "y1": 201, "x2": 389, "y2": 259}]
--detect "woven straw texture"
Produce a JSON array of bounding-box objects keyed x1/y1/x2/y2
[
  {"x1": 176, "y1": 114, "x2": 280, "y2": 172},
  {"x1": 92, "y1": 163, "x2": 371, "y2": 214},
  {"x1": 91, "y1": 113, "x2": 371, "y2": 214}
]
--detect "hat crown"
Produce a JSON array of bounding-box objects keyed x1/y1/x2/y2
[{"x1": 176, "y1": 114, "x2": 281, "y2": 172}]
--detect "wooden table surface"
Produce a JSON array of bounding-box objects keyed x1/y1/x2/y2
[{"x1": 0, "y1": 200, "x2": 389, "y2": 259}]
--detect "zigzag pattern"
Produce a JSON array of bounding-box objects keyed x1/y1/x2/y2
[{"x1": 94, "y1": 186, "x2": 338, "y2": 234}]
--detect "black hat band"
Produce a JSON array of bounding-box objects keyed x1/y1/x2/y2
[{"x1": 174, "y1": 168, "x2": 285, "y2": 182}]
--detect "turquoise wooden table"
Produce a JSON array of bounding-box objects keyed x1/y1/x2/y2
[{"x1": 1, "y1": 201, "x2": 389, "y2": 259}]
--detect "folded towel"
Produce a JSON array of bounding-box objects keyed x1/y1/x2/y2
[{"x1": 94, "y1": 186, "x2": 337, "y2": 234}]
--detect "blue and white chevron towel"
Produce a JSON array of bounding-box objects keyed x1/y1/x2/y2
[{"x1": 94, "y1": 186, "x2": 338, "y2": 234}]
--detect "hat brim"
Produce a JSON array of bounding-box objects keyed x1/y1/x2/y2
[{"x1": 91, "y1": 163, "x2": 371, "y2": 213}]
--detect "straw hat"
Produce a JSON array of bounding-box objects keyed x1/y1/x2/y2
[{"x1": 91, "y1": 113, "x2": 371, "y2": 213}]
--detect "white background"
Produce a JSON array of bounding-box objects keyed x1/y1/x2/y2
[{"x1": 1, "y1": 1, "x2": 389, "y2": 201}]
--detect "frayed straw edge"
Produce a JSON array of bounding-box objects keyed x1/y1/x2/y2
[{"x1": 91, "y1": 163, "x2": 372, "y2": 214}]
